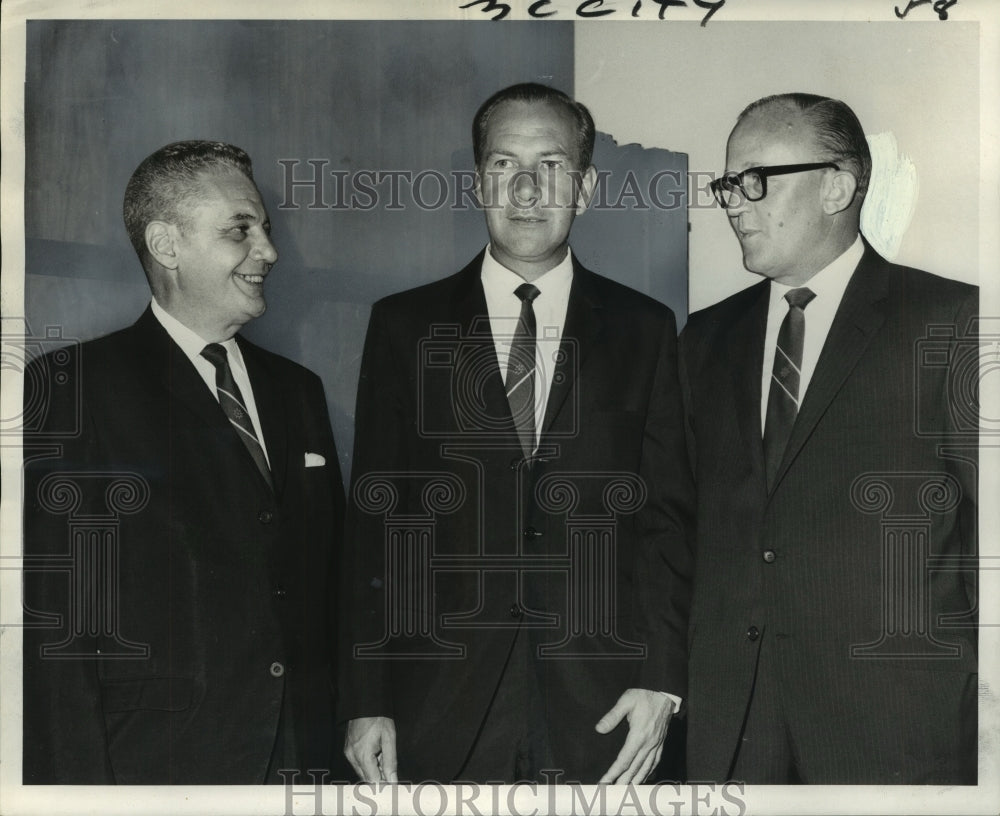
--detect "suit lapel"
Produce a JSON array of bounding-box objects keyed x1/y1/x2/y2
[
  {"x1": 134, "y1": 309, "x2": 230, "y2": 435},
  {"x1": 450, "y1": 253, "x2": 604, "y2": 443},
  {"x1": 451, "y1": 253, "x2": 515, "y2": 437},
  {"x1": 770, "y1": 248, "x2": 889, "y2": 492},
  {"x1": 541, "y1": 259, "x2": 602, "y2": 437},
  {"x1": 726, "y1": 281, "x2": 770, "y2": 488},
  {"x1": 239, "y1": 338, "x2": 288, "y2": 498},
  {"x1": 136, "y1": 308, "x2": 279, "y2": 495}
]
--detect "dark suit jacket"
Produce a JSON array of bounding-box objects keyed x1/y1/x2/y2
[
  {"x1": 338, "y1": 251, "x2": 695, "y2": 782},
  {"x1": 679, "y1": 244, "x2": 978, "y2": 784},
  {"x1": 22, "y1": 306, "x2": 345, "y2": 784}
]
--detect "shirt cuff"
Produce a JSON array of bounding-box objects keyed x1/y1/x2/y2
[{"x1": 652, "y1": 689, "x2": 683, "y2": 712}]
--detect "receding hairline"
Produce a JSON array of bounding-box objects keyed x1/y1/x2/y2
[
  {"x1": 727, "y1": 100, "x2": 825, "y2": 156},
  {"x1": 732, "y1": 98, "x2": 814, "y2": 135}
]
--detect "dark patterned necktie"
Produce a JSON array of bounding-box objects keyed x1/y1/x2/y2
[
  {"x1": 200, "y1": 343, "x2": 273, "y2": 490},
  {"x1": 763, "y1": 287, "x2": 815, "y2": 490},
  {"x1": 506, "y1": 283, "x2": 540, "y2": 459}
]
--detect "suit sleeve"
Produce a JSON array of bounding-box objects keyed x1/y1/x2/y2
[
  {"x1": 946, "y1": 288, "x2": 979, "y2": 628},
  {"x1": 677, "y1": 323, "x2": 698, "y2": 481},
  {"x1": 337, "y1": 303, "x2": 408, "y2": 722},
  {"x1": 22, "y1": 351, "x2": 116, "y2": 783},
  {"x1": 304, "y1": 368, "x2": 346, "y2": 532},
  {"x1": 314, "y1": 373, "x2": 347, "y2": 682},
  {"x1": 633, "y1": 314, "x2": 697, "y2": 700}
]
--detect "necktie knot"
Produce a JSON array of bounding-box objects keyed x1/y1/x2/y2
[
  {"x1": 785, "y1": 287, "x2": 816, "y2": 310},
  {"x1": 200, "y1": 342, "x2": 228, "y2": 368},
  {"x1": 515, "y1": 283, "x2": 540, "y2": 304}
]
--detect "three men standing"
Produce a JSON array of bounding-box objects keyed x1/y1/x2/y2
[{"x1": 22, "y1": 90, "x2": 979, "y2": 789}]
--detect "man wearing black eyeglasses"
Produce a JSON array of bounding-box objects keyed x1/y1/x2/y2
[{"x1": 679, "y1": 93, "x2": 978, "y2": 784}]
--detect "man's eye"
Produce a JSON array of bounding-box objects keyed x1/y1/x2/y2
[
  {"x1": 231, "y1": 225, "x2": 250, "y2": 239},
  {"x1": 541, "y1": 160, "x2": 562, "y2": 170},
  {"x1": 493, "y1": 158, "x2": 512, "y2": 169}
]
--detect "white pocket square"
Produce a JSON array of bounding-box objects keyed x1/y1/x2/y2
[{"x1": 304, "y1": 452, "x2": 326, "y2": 468}]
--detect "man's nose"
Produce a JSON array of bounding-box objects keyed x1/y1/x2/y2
[
  {"x1": 252, "y1": 232, "x2": 278, "y2": 265},
  {"x1": 725, "y1": 190, "x2": 750, "y2": 216},
  {"x1": 510, "y1": 170, "x2": 539, "y2": 207}
]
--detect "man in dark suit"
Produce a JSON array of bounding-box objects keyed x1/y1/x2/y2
[
  {"x1": 22, "y1": 141, "x2": 345, "y2": 784},
  {"x1": 680, "y1": 93, "x2": 978, "y2": 784},
  {"x1": 339, "y1": 83, "x2": 694, "y2": 784}
]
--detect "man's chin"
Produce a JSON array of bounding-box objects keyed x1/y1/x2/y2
[
  {"x1": 239, "y1": 296, "x2": 267, "y2": 322},
  {"x1": 740, "y1": 251, "x2": 772, "y2": 279},
  {"x1": 234, "y1": 283, "x2": 267, "y2": 312}
]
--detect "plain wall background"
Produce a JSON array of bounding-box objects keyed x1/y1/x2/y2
[{"x1": 575, "y1": 21, "x2": 980, "y2": 311}]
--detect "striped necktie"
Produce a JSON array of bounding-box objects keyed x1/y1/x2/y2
[
  {"x1": 763, "y1": 287, "x2": 815, "y2": 490},
  {"x1": 506, "y1": 283, "x2": 540, "y2": 459},
  {"x1": 200, "y1": 343, "x2": 273, "y2": 491}
]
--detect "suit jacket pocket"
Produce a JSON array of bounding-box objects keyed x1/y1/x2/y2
[{"x1": 101, "y1": 676, "x2": 195, "y2": 713}]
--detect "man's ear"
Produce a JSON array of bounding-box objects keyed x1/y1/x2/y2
[
  {"x1": 822, "y1": 170, "x2": 859, "y2": 215},
  {"x1": 146, "y1": 221, "x2": 179, "y2": 270},
  {"x1": 573, "y1": 165, "x2": 598, "y2": 215},
  {"x1": 473, "y1": 170, "x2": 485, "y2": 209}
]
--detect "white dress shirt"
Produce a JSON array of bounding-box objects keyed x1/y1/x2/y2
[
  {"x1": 760, "y1": 236, "x2": 864, "y2": 434},
  {"x1": 481, "y1": 245, "x2": 574, "y2": 451},
  {"x1": 480, "y1": 247, "x2": 681, "y2": 713},
  {"x1": 150, "y1": 298, "x2": 271, "y2": 465}
]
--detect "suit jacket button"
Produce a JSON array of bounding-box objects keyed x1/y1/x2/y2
[
  {"x1": 509, "y1": 604, "x2": 522, "y2": 618},
  {"x1": 523, "y1": 527, "x2": 540, "y2": 539},
  {"x1": 273, "y1": 587, "x2": 287, "y2": 599},
  {"x1": 509, "y1": 457, "x2": 522, "y2": 471},
  {"x1": 269, "y1": 661, "x2": 285, "y2": 677},
  {"x1": 258, "y1": 510, "x2": 274, "y2": 524},
  {"x1": 746, "y1": 626, "x2": 760, "y2": 642},
  {"x1": 762, "y1": 550, "x2": 776, "y2": 563}
]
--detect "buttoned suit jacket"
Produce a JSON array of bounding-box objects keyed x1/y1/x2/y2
[
  {"x1": 679, "y1": 244, "x2": 978, "y2": 784},
  {"x1": 338, "y1": 251, "x2": 695, "y2": 782},
  {"x1": 23, "y1": 306, "x2": 345, "y2": 784}
]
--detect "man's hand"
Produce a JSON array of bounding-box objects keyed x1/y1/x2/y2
[
  {"x1": 344, "y1": 716, "x2": 398, "y2": 783},
  {"x1": 595, "y1": 688, "x2": 676, "y2": 784}
]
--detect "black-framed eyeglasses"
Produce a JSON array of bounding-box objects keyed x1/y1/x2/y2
[{"x1": 709, "y1": 162, "x2": 840, "y2": 209}]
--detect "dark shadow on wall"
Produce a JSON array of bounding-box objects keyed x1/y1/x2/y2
[{"x1": 24, "y1": 19, "x2": 687, "y2": 485}]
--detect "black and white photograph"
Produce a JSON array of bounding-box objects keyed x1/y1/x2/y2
[{"x1": 1, "y1": 1, "x2": 997, "y2": 814}]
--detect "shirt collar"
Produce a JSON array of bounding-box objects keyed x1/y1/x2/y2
[
  {"x1": 149, "y1": 298, "x2": 244, "y2": 369},
  {"x1": 480, "y1": 245, "x2": 575, "y2": 298}
]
